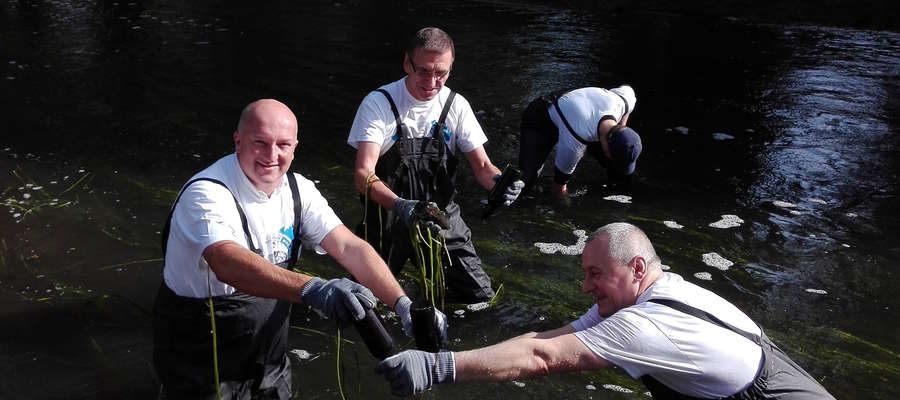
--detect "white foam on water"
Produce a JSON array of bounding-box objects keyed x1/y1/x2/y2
[
  {"x1": 773, "y1": 200, "x2": 797, "y2": 208},
  {"x1": 694, "y1": 272, "x2": 713, "y2": 281},
  {"x1": 672, "y1": 126, "x2": 689, "y2": 135},
  {"x1": 453, "y1": 309, "x2": 465, "y2": 316},
  {"x1": 465, "y1": 302, "x2": 490, "y2": 312},
  {"x1": 808, "y1": 198, "x2": 828, "y2": 205},
  {"x1": 289, "y1": 349, "x2": 312, "y2": 360},
  {"x1": 842, "y1": 243, "x2": 851, "y2": 248},
  {"x1": 805, "y1": 288, "x2": 827, "y2": 295},
  {"x1": 663, "y1": 220, "x2": 683, "y2": 229},
  {"x1": 602, "y1": 384, "x2": 634, "y2": 393},
  {"x1": 586, "y1": 384, "x2": 597, "y2": 390},
  {"x1": 702, "y1": 252, "x2": 734, "y2": 270},
  {"x1": 534, "y1": 229, "x2": 588, "y2": 255},
  {"x1": 789, "y1": 210, "x2": 804, "y2": 215},
  {"x1": 846, "y1": 212, "x2": 858, "y2": 218},
  {"x1": 512, "y1": 381, "x2": 526, "y2": 388},
  {"x1": 603, "y1": 195, "x2": 632, "y2": 204},
  {"x1": 660, "y1": 264, "x2": 671, "y2": 271},
  {"x1": 712, "y1": 132, "x2": 735, "y2": 140},
  {"x1": 709, "y1": 214, "x2": 743, "y2": 229}
]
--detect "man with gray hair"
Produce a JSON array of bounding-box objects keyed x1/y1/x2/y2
[
  {"x1": 376, "y1": 222, "x2": 835, "y2": 399},
  {"x1": 348, "y1": 27, "x2": 523, "y2": 308}
]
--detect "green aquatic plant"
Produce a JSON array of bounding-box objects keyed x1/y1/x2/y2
[{"x1": 410, "y1": 222, "x2": 447, "y2": 310}]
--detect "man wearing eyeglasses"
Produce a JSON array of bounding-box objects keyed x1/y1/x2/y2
[{"x1": 347, "y1": 27, "x2": 523, "y2": 309}]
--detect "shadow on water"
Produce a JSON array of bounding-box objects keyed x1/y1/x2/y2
[{"x1": 2, "y1": 0, "x2": 900, "y2": 399}]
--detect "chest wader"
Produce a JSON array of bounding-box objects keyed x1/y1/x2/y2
[
  {"x1": 640, "y1": 299, "x2": 835, "y2": 400},
  {"x1": 153, "y1": 175, "x2": 303, "y2": 400},
  {"x1": 357, "y1": 89, "x2": 494, "y2": 303}
]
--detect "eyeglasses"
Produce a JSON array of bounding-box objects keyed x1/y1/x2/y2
[{"x1": 408, "y1": 59, "x2": 451, "y2": 81}]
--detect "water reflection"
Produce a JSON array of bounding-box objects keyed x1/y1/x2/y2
[{"x1": 2, "y1": 1, "x2": 900, "y2": 399}]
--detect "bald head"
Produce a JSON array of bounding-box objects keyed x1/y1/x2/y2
[
  {"x1": 233, "y1": 99, "x2": 299, "y2": 196},
  {"x1": 589, "y1": 222, "x2": 661, "y2": 271},
  {"x1": 236, "y1": 99, "x2": 298, "y2": 139}
]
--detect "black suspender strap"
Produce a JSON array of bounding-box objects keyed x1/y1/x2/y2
[
  {"x1": 552, "y1": 97, "x2": 591, "y2": 145},
  {"x1": 610, "y1": 90, "x2": 630, "y2": 121},
  {"x1": 161, "y1": 177, "x2": 257, "y2": 257},
  {"x1": 647, "y1": 299, "x2": 762, "y2": 345},
  {"x1": 433, "y1": 91, "x2": 456, "y2": 140},
  {"x1": 286, "y1": 173, "x2": 303, "y2": 267},
  {"x1": 376, "y1": 89, "x2": 403, "y2": 129}
]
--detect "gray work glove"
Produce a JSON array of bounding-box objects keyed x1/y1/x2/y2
[
  {"x1": 375, "y1": 350, "x2": 455, "y2": 396},
  {"x1": 393, "y1": 198, "x2": 444, "y2": 234},
  {"x1": 393, "y1": 295, "x2": 448, "y2": 342},
  {"x1": 493, "y1": 174, "x2": 525, "y2": 206},
  {"x1": 300, "y1": 277, "x2": 376, "y2": 323}
]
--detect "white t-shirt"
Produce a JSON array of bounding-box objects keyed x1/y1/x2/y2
[
  {"x1": 163, "y1": 154, "x2": 342, "y2": 298},
  {"x1": 572, "y1": 273, "x2": 763, "y2": 398},
  {"x1": 347, "y1": 77, "x2": 487, "y2": 156},
  {"x1": 548, "y1": 87, "x2": 633, "y2": 175}
]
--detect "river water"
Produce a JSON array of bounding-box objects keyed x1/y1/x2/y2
[{"x1": 1, "y1": 1, "x2": 898, "y2": 399}]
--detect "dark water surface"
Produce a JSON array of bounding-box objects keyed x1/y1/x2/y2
[{"x1": 2, "y1": 1, "x2": 899, "y2": 399}]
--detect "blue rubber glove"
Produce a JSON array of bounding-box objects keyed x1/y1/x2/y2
[
  {"x1": 393, "y1": 295, "x2": 448, "y2": 343},
  {"x1": 300, "y1": 277, "x2": 376, "y2": 323},
  {"x1": 375, "y1": 350, "x2": 455, "y2": 396},
  {"x1": 493, "y1": 174, "x2": 525, "y2": 206}
]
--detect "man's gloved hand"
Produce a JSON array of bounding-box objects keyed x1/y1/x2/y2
[
  {"x1": 393, "y1": 296, "x2": 448, "y2": 343},
  {"x1": 393, "y1": 198, "x2": 445, "y2": 235},
  {"x1": 300, "y1": 277, "x2": 376, "y2": 323},
  {"x1": 493, "y1": 174, "x2": 525, "y2": 206},
  {"x1": 375, "y1": 350, "x2": 455, "y2": 396}
]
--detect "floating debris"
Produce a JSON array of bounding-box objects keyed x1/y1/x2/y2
[
  {"x1": 772, "y1": 200, "x2": 797, "y2": 209},
  {"x1": 808, "y1": 198, "x2": 828, "y2": 205},
  {"x1": 671, "y1": 126, "x2": 689, "y2": 135},
  {"x1": 712, "y1": 132, "x2": 735, "y2": 140},
  {"x1": 805, "y1": 288, "x2": 827, "y2": 295},
  {"x1": 512, "y1": 380, "x2": 526, "y2": 388},
  {"x1": 702, "y1": 252, "x2": 733, "y2": 270},
  {"x1": 534, "y1": 229, "x2": 588, "y2": 255},
  {"x1": 663, "y1": 220, "x2": 683, "y2": 229},
  {"x1": 465, "y1": 302, "x2": 489, "y2": 312},
  {"x1": 602, "y1": 384, "x2": 634, "y2": 393},
  {"x1": 289, "y1": 349, "x2": 313, "y2": 360},
  {"x1": 842, "y1": 243, "x2": 850, "y2": 248},
  {"x1": 694, "y1": 272, "x2": 713, "y2": 281},
  {"x1": 845, "y1": 212, "x2": 858, "y2": 218},
  {"x1": 454, "y1": 309, "x2": 465, "y2": 316},
  {"x1": 789, "y1": 210, "x2": 804, "y2": 215},
  {"x1": 603, "y1": 195, "x2": 632, "y2": 204},
  {"x1": 586, "y1": 384, "x2": 597, "y2": 390},
  {"x1": 709, "y1": 214, "x2": 743, "y2": 229}
]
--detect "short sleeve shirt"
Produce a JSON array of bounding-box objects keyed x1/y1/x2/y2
[
  {"x1": 163, "y1": 154, "x2": 342, "y2": 298},
  {"x1": 548, "y1": 87, "x2": 631, "y2": 175},
  {"x1": 571, "y1": 273, "x2": 763, "y2": 398},
  {"x1": 347, "y1": 77, "x2": 487, "y2": 156}
]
